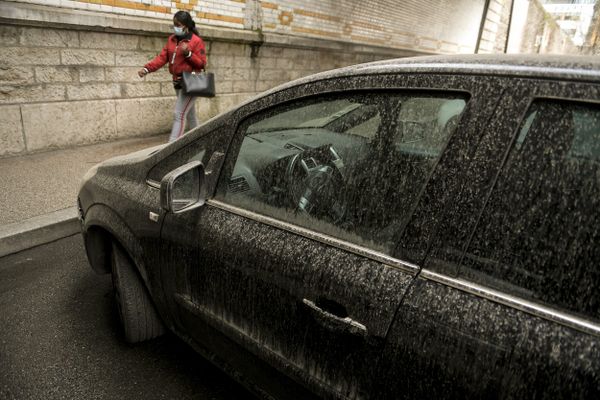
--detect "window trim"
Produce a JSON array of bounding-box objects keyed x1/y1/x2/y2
[
  {"x1": 421, "y1": 269, "x2": 600, "y2": 338},
  {"x1": 206, "y1": 198, "x2": 420, "y2": 275}
]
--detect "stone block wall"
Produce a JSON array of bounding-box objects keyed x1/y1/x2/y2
[
  {"x1": 0, "y1": 23, "x2": 179, "y2": 155},
  {"x1": 477, "y1": 0, "x2": 511, "y2": 54},
  {"x1": 520, "y1": 0, "x2": 579, "y2": 54},
  {"x1": 1, "y1": 1, "x2": 423, "y2": 157}
]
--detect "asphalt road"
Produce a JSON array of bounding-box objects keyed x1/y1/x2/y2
[{"x1": 0, "y1": 235, "x2": 255, "y2": 400}]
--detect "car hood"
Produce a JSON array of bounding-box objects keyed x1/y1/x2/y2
[
  {"x1": 100, "y1": 143, "x2": 168, "y2": 167},
  {"x1": 80, "y1": 143, "x2": 167, "y2": 190}
]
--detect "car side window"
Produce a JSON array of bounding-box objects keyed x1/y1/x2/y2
[
  {"x1": 459, "y1": 99, "x2": 600, "y2": 320},
  {"x1": 215, "y1": 91, "x2": 468, "y2": 255}
]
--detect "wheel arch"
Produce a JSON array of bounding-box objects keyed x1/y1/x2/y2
[{"x1": 82, "y1": 203, "x2": 150, "y2": 287}]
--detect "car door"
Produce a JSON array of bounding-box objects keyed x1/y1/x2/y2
[
  {"x1": 374, "y1": 77, "x2": 600, "y2": 398},
  {"x1": 158, "y1": 72, "x2": 500, "y2": 399},
  {"x1": 141, "y1": 122, "x2": 234, "y2": 327}
]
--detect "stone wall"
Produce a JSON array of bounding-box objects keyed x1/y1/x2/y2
[
  {"x1": 477, "y1": 0, "x2": 511, "y2": 54},
  {"x1": 584, "y1": 2, "x2": 600, "y2": 54},
  {"x1": 520, "y1": 0, "x2": 579, "y2": 54},
  {"x1": 0, "y1": 1, "x2": 424, "y2": 157}
]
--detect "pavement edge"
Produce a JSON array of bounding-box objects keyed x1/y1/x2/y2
[{"x1": 0, "y1": 207, "x2": 80, "y2": 258}]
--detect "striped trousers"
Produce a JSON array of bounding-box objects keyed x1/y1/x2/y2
[{"x1": 169, "y1": 89, "x2": 199, "y2": 142}]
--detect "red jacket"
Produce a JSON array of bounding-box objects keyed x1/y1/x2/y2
[{"x1": 144, "y1": 33, "x2": 207, "y2": 81}]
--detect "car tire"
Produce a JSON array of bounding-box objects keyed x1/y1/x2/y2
[{"x1": 111, "y1": 241, "x2": 165, "y2": 343}]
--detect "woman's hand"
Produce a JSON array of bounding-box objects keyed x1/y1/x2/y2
[
  {"x1": 138, "y1": 68, "x2": 148, "y2": 78},
  {"x1": 180, "y1": 42, "x2": 191, "y2": 57}
]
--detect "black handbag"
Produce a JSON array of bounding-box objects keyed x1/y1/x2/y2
[{"x1": 182, "y1": 70, "x2": 215, "y2": 98}]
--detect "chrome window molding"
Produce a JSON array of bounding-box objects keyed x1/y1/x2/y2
[
  {"x1": 421, "y1": 269, "x2": 600, "y2": 338},
  {"x1": 146, "y1": 179, "x2": 160, "y2": 189},
  {"x1": 207, "y1": 199, "x2": 419, "y2": 275}
]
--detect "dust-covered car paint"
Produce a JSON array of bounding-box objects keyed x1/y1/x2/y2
[{"x1": 79, "y1": 55, "x2": 600, "y2": 399}]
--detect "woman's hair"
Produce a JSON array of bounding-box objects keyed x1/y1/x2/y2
[{"x1": 174, "y1": 11, "x2": 200, "y2": 37}]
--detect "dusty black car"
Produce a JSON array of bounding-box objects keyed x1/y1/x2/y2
[{"x1": 78, "y1": 55, "x2": 600, "y2": 399}]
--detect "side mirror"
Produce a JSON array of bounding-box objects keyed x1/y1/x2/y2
[{"x1": 160, "y1": 161, "x2": 207, "y2": 213}]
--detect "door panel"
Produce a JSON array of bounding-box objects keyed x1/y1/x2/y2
[
  {"x1": 375, "y1": 277, "x2": 600, "y2": 399},
  {"x1": 161, "y1": 204, "x2": 415, "y2": 398}
]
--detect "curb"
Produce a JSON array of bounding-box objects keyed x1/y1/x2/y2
[{"x1": 0, "y1": 207, "x2": 80, "y2": 258}]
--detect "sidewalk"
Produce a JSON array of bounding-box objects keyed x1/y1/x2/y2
[{"x1": 0, "y1": 134, "x2": 167, "y2": 256}]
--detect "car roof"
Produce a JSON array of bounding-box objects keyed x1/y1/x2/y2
[
  {"x1": 324, "y1": 54, "x2": 600, "y2": 81},
  {"x1": 240, "y1": 54, "x2": 600, "y2": 111}
]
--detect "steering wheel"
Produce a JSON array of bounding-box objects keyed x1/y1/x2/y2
[{"x1": 286, "y1": 145, "x2": 347, "y2": 224}]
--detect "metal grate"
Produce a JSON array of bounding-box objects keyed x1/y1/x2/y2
[{"x1": 228, "y1": 176, "x2": 250, "y2": 193}]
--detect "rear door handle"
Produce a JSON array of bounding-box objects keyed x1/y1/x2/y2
[{"x1": 302, "y1": 298, "x2": 368, "y2": 337}]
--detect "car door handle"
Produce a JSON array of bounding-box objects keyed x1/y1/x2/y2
[{"x1": 302, "y1": 298, "x2": 368, "y2": 337}]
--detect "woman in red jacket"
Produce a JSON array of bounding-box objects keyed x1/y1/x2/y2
[{"x1": 138, "y1": 11, "x2": 207, "y2": 142}]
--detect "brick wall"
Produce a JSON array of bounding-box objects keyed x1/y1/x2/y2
[{"x1": 258, "y1": 0, "x2": 486, "y2": 54}]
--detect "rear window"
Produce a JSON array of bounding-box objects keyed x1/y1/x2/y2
[{"x1": 457, "y1": 99, "x2": 600, "y2": 320}]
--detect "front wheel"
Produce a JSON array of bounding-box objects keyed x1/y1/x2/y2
[{"x1": 111, "y1": 241, "x2": 165, "y2": 343}]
